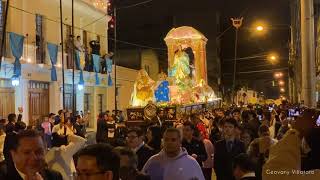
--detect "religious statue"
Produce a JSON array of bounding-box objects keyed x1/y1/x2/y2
[
  {"x1": 131, "y1": 69, "x2": 155, "y2": 107},
  {"x1": 154, "y1": 72, "x2": 170, "y2": 103},
  {"x1": 193, "y1": 79, "x2": 217, "y2": 102},
  {"x1": 168, "y1": 45, "x2": 191, "y2": 84}
]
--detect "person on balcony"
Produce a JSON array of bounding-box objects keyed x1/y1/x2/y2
[
  {"x1": 74, "y1": 36, "x2": 84, "y2": 52},
  {"x1": 89, "y1": 39, "x2": 100, "y2": 55}
]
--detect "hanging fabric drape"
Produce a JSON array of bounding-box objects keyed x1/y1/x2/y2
[
  {"x1": 75, "y1": 50, "x2": 84, "y2": 85},
  {"x1": 9, "y1": 32, "x2": 24, "y2": 77},
  {"x1": 47, "y1": 43, "x2": 58, "y2": 81},
  {"x1": 106, "y1": 57, "x2": 113, "y2": 86},
  {"x1": 92, "y1": 54, "x2": 100, "y2": 85}
]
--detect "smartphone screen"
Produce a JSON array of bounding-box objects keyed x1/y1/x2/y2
[{"x1": 316, "y1": 115, "x2": 320, "y2": 127}]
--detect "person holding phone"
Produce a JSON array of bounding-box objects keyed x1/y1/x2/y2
[{"x1": 262, "y1": 109, "x2": 320, "y2": 180}]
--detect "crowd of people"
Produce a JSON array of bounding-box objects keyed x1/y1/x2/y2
[{"x1": 0, "y1": 101, "x2": 320, "y2": 180}]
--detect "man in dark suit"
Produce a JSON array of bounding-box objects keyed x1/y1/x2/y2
[
  {"x1": 214, "y1": 118, "x2": 246, "y2": 180},
  {"x1": 5, "y1": 113, "x2": 16, "y2": 134},
  {"x1": 126, "y1": 127, "x2": 155, "y2": 171},
  {"x1": 233, "y1": 153, "x2": 257, "y2": 180},
  {"x1": 1, "y1": 129, "x2": 62, "y2": 180},
  {"x1": 74, "y1": 115, "x2": 86, "y2": 138},
  {"x1": 96, "y1": 113, "x2": 108, "y2": 143}
]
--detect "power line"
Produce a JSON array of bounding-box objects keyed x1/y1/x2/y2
[
  {"x1": 118, "y1": 0, "x2": 153, "y2": 10},
  {"x1": 109, "y1": 37, "x2": 166, "y2": 51},
  {"x1": 223, "y1": 67, "x2": 288, "y2": 75},
  {"x1": 8, "y1": 4, "x2": 165, "y2": 51},
  {"x1": 81, "y1": 14, "x2": 107, "y2": 29}
]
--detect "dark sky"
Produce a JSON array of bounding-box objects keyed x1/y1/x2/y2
[{"x1": 114, "y1": 0, "x2": 290, "y2": 98}]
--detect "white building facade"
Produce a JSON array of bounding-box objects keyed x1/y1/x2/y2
[{"x1": 0, "y1": 0, "x2": 137, "y2": 130}]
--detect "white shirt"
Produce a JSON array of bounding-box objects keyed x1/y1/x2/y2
[{"x1": 46, "y1": 135, "x2": 86, "y2": 180}]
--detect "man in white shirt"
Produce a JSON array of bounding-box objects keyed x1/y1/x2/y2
[{"x1": 46, "y1": 133, "x2": 86, "y2": 180}]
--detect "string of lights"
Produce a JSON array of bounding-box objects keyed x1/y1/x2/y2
[{"x1": 7, "y1": 4, "x2": 166, "y2": 51}]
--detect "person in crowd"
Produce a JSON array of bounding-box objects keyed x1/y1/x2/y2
[
  {"x1": 112, "y1": 110, "x2": 117, "y2": 121},
  {"x1": 5, "y1": 113, "x2": 16, "y2": 134},
  {"x1": 96, "y1": 112, "x2": 108, "y2": 143},
  {"x1": 46, "y1": 131, "x2": 86, "y2": 180},
  {"x1": 2, "y1": 117, "x2": 27, "y2": 169},
  {"x1": 106, "y1": 112, "x2": 116, "y2": 145},
  {"x1": 232, "y1": 109, "x2": 242, "y2": 122},
  {"x1": 268, "y1": 110, "x2": 278, "y2": 139},
  {"x1": 190, "y1": 114, "x2": 209, "y2": 139},
  {"x1": 118, "y1": 110, "x2": 125, "y2": 123},
  {"x1": 113, "y1": 146, "x2": 150, "y2": 180},
  {"x1": 214, "y1": 118, "x2": 246, "y2": 180},
  {"x1": 182, "y1": 121, "x2": 207, "y2": 166},
  {"x1": 247, "y1": 110, "x2": 261, "y2": 139},
  {"x1": 126, "y1": 127, "x2": 155, "y2": 171},
  {"x1": 209, "y1": 120, "x2": 222, "y2": 144},
  {"x1": 263, "y1": 109, "x2": 320, "y2": 180},
  {"x1": 261, "y1": 111, "x2": 271, "y2": 127},
  {"x1": 276, "y1": 116, "x2": 290, "y2": 140},
  {"x1": 0, "y1": 125, "x2": 5, "y2": 162},
  {"x1": 146, "y1": 126, "x2": 162, "y2": 152},
  {"x1": 142, "y1": 128, "x2": 205, "y2": 180},
  {"x1": 113, "y1": 123, "x2": 127, "y2": 146},
  {"x1": 0, "y1": 130, "x2": 62, "y2": 179},
  {"x1": 54, "y1": 110, "x2": 64, "y2": 125},
  {"x1": 0, "y1": 118, "x2": 8, "y2": 127},
  {"x1": 235, "y1": 125, "x2": 243, "y2": 140},
  {"x1": 52, "y1": 118, "x2": 74, "y2": 136},
  {"x1": 74, "y1": 115, "x2": 86, "y2": 138},
  {"x1": 41, "y1": 116, "x2": 52, "y2": 149},
  {"x1": 75, "y1": 143, "x2": 120, "y2": 180},
  {"x1": 241, "y1": 110, "x2": 250, "y2": 125},
  {"x1": 214, "y1": 108, "x2": 225, "y2": 124},
  {"x1": 195, "y1": 128, "x2": 214, "y2": 180},
  {"x1": 233, "y1": 153, "x2": 257, "y2": 180},
  {"x1": 247, "y1": 125, "x2": 277, "y2": 180},
  {"x1": 241, "y1": 128, "x2": 253, "y2": 151}
]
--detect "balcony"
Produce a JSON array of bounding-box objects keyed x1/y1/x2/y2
[{"x1": 2, "y1": 32, "x2": 108, "y2": 75}]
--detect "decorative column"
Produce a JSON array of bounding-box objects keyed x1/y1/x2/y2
[{"x1": 301, "y1": 0, "x2": 316, "y2": 107}]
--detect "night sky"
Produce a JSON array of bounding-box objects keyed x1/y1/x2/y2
[{"x1": 114, "y1": 0, "x2": 290, "y2": 98}]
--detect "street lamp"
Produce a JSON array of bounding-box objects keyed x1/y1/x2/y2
[
  {"x1": 231, "y1": 17, "x2": 244, "y2": 104},
  {"x1": 256, "y1": 25, "x2": 264, "y2": 32},
  {"x1": 268, "y1": 53, "x2": 278, "y2": 64},
  {"x1": 279, "y1": 80, "x2": 285, "y2": 86},
  {"x1": 280, "y1": 88, "x2": 285, "y2": 92},
  {"x1": 12, "y1": 76, "x2": 20, "y2": 86},
  {"x1": 274, "y1": 72, "x2": 283, "y2": 78}
]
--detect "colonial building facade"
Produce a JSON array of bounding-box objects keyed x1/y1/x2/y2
[{"x1": 0, "y1": 0, "x2": 140, "y2": 130}]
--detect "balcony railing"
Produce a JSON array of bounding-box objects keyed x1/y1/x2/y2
[{"x1": 3, "y1": 32, "x2": 108, "y2": 74}]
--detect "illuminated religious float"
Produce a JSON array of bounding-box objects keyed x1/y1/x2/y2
[{"x1": 127, "y1": 26, "x2": 220, "y2": 126}]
